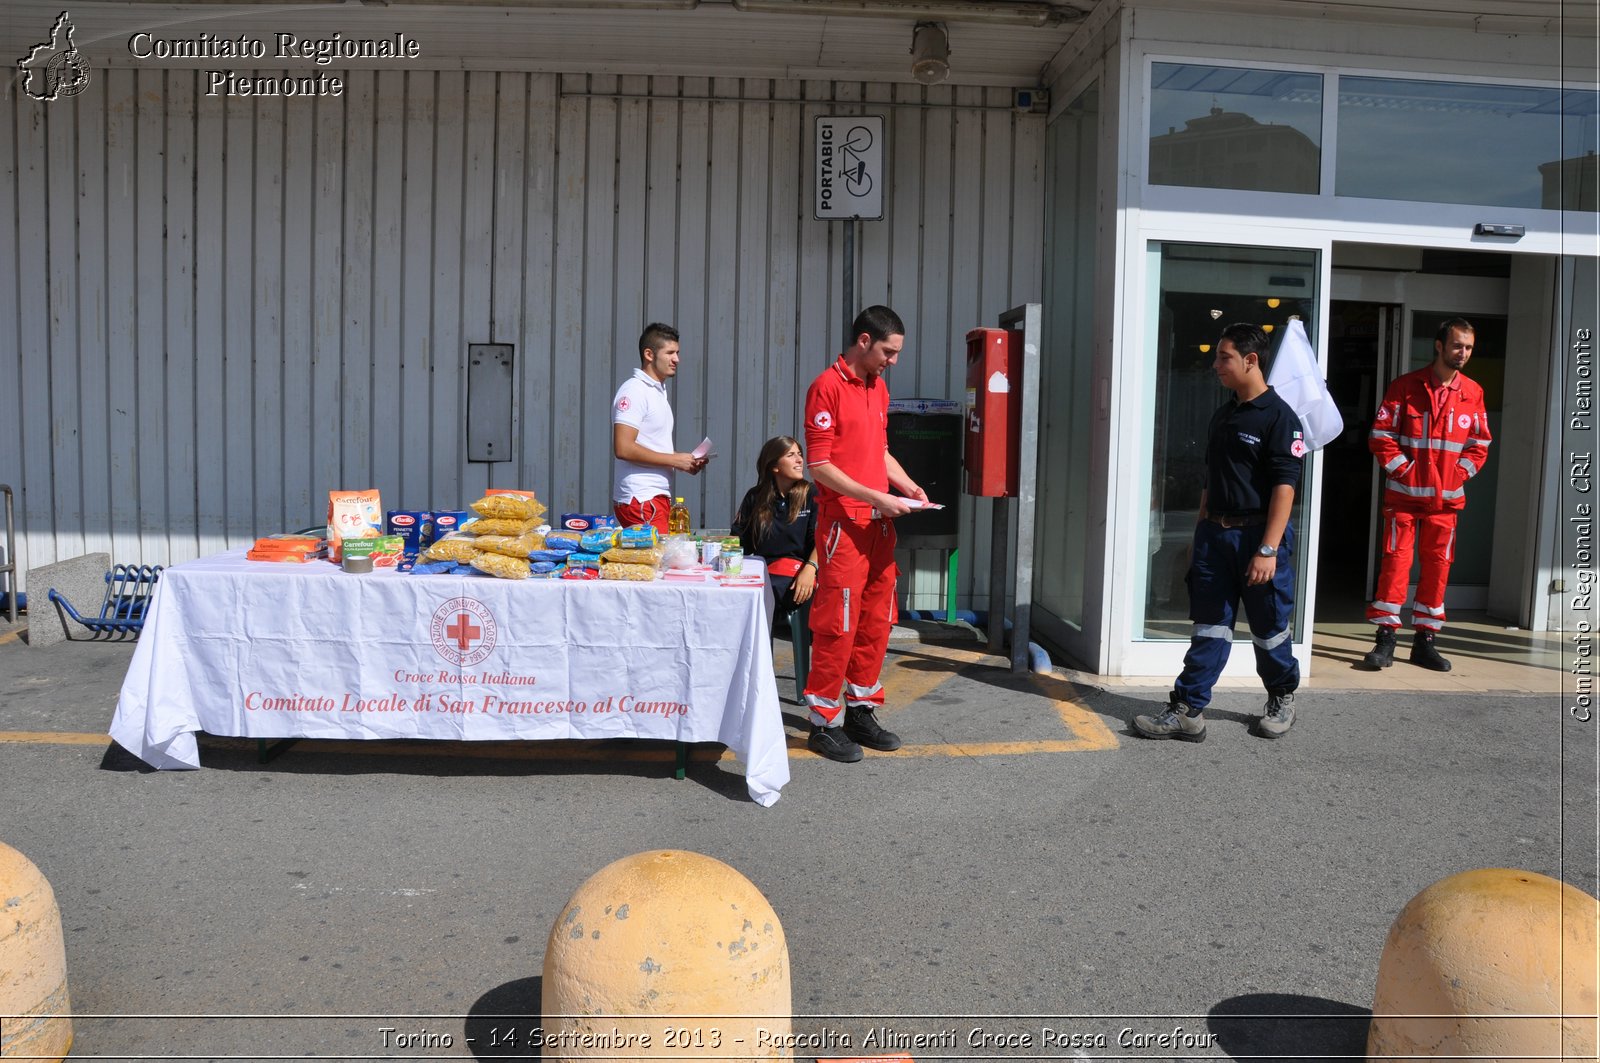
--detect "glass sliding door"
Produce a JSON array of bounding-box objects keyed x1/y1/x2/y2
[
  {"x1": 1141, "y1": 242, "x2": 1320, "y2": 640},
  {"x1": 1037, "y1": 83, "x2": 1099, "y2": 633}
]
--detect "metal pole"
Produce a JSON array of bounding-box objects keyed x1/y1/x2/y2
[
  {"x1": 997, "y1": 303, "x2": 1042, "y2": 674},
  {"x1": 841, "y1": 218, "x2": 855, "y2": 348},
  {"x1": 988, "y1": 500, "x2": 1009, "y2": 655},
  {"x1": 1, "y1": 484, "x2": 14, "y2": 625}
]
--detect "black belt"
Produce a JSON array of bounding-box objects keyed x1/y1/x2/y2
[{"x1": 1209, "y1": 513, "x2": 1266, "y2": 529}]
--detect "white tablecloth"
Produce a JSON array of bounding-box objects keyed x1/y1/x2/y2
[{"x1": 111, "y1": 550, "x2": 789, "y2": 805}]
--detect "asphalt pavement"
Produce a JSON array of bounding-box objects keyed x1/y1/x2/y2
[{"x1": 0, "y1": 618, "x2": 1593, "y2": 1062}]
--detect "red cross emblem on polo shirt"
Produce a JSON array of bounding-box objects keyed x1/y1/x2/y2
[{"x1": 446, "y1": 612, "x2": 481, "y2": 651}]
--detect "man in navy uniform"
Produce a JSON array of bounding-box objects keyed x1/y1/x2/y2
[{"x1": 1135, "y1": 322, "x2": 1307, "y2": 742}]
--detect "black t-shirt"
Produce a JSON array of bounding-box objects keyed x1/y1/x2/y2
[
  {"x1": 1204, "y1": 387, "x2": 1305, "y2": 515},
  {"x1": 731, "y1": 486, "x2": 817, "y2": 564}
]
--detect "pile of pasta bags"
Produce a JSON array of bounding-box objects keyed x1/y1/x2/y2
[{"x1": 414, "y1": 492, "x2": 665, "y2": 581}]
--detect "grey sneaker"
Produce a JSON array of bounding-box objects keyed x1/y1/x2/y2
[
  {"x1": 1132, "y1": 697, "x2": 1206, "y2": 742},
  {"x1": 1255, "y1": 692, "x2": 1296, "y2": 739}
]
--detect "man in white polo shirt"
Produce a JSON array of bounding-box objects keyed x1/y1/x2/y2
[{"x1": 611, "y1": 322, "x2": 706, "y2": 533}]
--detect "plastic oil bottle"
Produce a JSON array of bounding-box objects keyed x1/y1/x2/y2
[{"x1": 668, "y1": 496, "x2": 691, "y2": 536}]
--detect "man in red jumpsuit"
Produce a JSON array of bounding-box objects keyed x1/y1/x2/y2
[
  {"x1": 1361, "y1": 318, "x2": 1492, "y2": 672},
  {"x1": 801, "y1": 305, "x2": 928, "y2": 763}
]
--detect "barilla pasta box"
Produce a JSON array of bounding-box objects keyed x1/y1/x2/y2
[
  {"x1": 429, "y1": 510, "x2": 470, "y2": 542},
  {"x1": 560, "y1": 513, "x2": 618, "y2": 532},
  {"x1": 386, "y1": 510, "x2": 432, "y2": 560}
]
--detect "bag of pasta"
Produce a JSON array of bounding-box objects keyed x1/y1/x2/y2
[
  {"x1": 470, "y1": 552, "x2": 531, "y2": 580},
  {"x1": 602, "y1": 546, "x2": 664, "y2": 567},
  {"x1": 475, "y1": 531, "x2": 545, "y2": 559},
  {"x1": 465, "y1": 517, "x2": 542, "y2": 538},
  {"x1": 420, "y1": 536, "x2": 482, "y2": 564},
  {"x1": 600, "y1": 562, "x2": 657, "y2": 582},
  {"x1": 470, "y1": 491, "x2": 548, "y2": 522}
]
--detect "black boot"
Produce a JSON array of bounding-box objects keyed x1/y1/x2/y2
[
  {"x1": 1409, "y1": 629, "x2": 1452, "y2": 672},
  {"x1": 1359, "y1": 626, "x2": 1397, "y2": 670}
]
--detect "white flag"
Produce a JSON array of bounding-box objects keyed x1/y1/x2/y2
[{"x1": 1268, "y1": 318, "x2": 1344, "y2": 451}]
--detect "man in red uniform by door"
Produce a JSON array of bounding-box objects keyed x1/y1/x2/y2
[
  {"x1": 1360, "y1": 318, "x2": 1492, "y2": 672},
  {"x1": 802, "y1": 305, "x2": 928, "y2": 763}
]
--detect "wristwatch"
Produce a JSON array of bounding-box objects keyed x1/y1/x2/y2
[{"x1": 1256, "y1": 543, "x2": 1278, "y2": 558}]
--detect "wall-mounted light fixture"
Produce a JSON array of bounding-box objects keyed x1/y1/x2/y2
[{"x1": 910, "y1": 22, "x2": 950, "y2": 85}]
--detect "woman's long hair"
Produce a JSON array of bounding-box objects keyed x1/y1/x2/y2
[{"x1": 749, "y1": 436, "x2": 812, "y2": 545}]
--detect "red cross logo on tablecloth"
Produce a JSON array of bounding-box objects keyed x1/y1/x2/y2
[
  {"x1": 431, "y1": 597, "x2": 497, "y2": 668},
  {"x1": 446, "y1": 613, "x2": 481, "y2": 652}
]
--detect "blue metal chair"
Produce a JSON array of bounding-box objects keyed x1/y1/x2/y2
[{"x1": 48, "y1": 564, "x2": 163, "y2": 638}]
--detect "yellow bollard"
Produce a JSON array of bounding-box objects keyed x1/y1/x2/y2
[
  {"x1": 0, "y1": 841, "x2": 73, "y2": 1061},
  {"x1": 541, "y1": 850, "x2": 791, "y2": 1062},
  {"x1": 1368, "y1": 868, "x2": 1598, "y2": 1062}
]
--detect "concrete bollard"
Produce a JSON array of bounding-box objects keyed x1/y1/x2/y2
[
  {"x1": 541, "y1": 850, "x2": 791, "y2": 1061},
  {"x1": 0, "y1": 841, "x2": 73, "y2": 1061},
  {"x1": 1368, "y1": 868, "x2": 1598, "y2": 1062}
]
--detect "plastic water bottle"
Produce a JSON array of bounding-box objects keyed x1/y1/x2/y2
[{"x1": 668, "y1": 496, "x2": 691, "y2": 536}]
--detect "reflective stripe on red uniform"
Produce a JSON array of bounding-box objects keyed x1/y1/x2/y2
[
  {"x1": 1368, "y1": 366, "x2": 1491, "y2": 513},
  {"x1": 803, "y1": 504, "x2": 898, "y2": 726},
  {"x1": 1365, "y1": 508, "x2": 1458, "y2": 631}
]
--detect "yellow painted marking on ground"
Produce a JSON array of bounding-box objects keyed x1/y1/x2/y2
[
  {"x1": 790, "y1": 639, "x2": 1120, "y2": 755},
  {"x1": 0, "y1": 649, "x2": 1121, "y2": 764},
  {"x1": 875, "y1": 642, "x2": 969, "y2": 715},
  {"x1": 1027, "y1": 668, "x2": 1121, "y2": 750},
  {"x1": 0, "y1": 731, "x2": 111, "y2": 746},
  {"x1": 0, "y1": 629, "x2": 23, "y2": 645}
]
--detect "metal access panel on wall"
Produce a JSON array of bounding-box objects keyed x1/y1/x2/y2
[
  {"x1": 466, "y1": 344, "x2": 514, "y2": 463},
  {"x1": 814, "y1": 116, "x2": 884, "y2": 220}
]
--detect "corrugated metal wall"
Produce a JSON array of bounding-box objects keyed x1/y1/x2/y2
[{"x1": 2, "y1": 70, "x2": 1043, "y2": 608}]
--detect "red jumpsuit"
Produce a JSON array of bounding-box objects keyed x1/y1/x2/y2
[
  {"x1": 802, "y1": 357, "x2": 898, "y2": 726},
  {"x1": 1366, "y1": 366, "x2": 1491, "y2": 632}
]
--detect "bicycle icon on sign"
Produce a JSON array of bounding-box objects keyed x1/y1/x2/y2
[{"x1": 839, "y1": 124, "x2": 874, "y2": 197}]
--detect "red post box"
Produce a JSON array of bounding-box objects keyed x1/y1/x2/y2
[{"x1": 964, "y1": 327, "x2": 1022, "y2": 497}]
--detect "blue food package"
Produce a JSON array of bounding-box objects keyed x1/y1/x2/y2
[
  {"x1": 617, "y1": 526, "x2": 659, "y2": 549},
  {"x1": 386, "y1": 510, "x2": 433, "y2": 559},
  {"x1": 580, "y1": 528, "x2": 619, "y2": 553},
  {"x1": 430, "y1": 510, "x2": 470, "y2": 542},
  {"x1": 566, "y1": 552, "x2": 604, "y2": 569},
  {"x1": 528, "y1": 549, "x2": 570, "y2": 563},
  {"x1": 545, "y1": 530, "x2": 583, "y2": 553},
  {"x1": 529, "y1": 560, "x2": 558, "y2": 575}
]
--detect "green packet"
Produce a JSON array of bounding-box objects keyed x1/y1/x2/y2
[{"x1": 341, "y1": 535, "x2": 404, "y2": 559}]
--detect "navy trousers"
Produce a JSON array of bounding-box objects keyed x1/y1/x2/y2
[{"x1": 1174, "y1": 519, "x2": 1300, "y2": 712}]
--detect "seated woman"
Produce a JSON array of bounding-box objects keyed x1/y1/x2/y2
[{"x1": 731, "y1": 435, "x2": 817, "y2": 612}]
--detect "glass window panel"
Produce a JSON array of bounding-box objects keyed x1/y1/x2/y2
[
  {"x1": 1149, "y1": 62, "x2": 1323, "y2": 194},
  {"x1": 1142, "y1": 243, "x2": 1319, "y2": 641},
  {"x1": 1337, "y1": 77, "x2": 1599, "y2": 211},
  {"x1": 1037, "y1": 84, "x2": 1099, "y2": 632}
]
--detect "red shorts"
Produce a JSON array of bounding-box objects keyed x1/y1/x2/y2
[{"x1": 614, "y1": 496, "x2": 670, "y2": 534}]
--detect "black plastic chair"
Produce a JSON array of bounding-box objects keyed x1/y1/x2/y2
[{"x1": 775, "y1": 601, "x2": 811, "y2": 688}]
